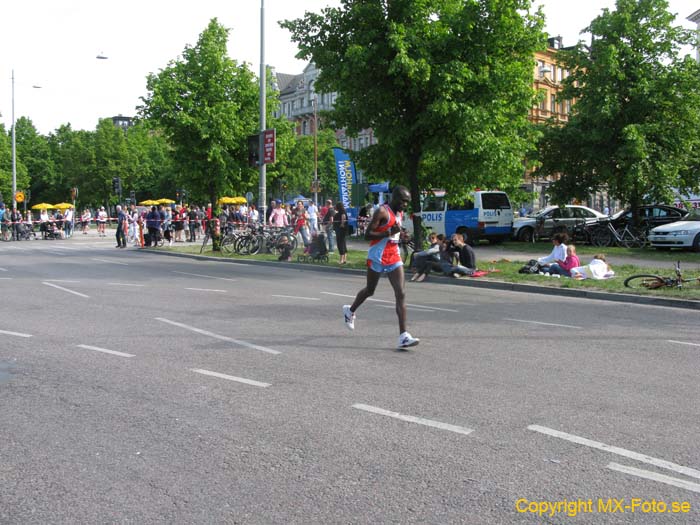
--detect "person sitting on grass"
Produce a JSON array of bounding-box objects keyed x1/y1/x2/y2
[
  {"x1": 410, "y1": 233, "x2": 442, "y2": 282},
  {"x1": 546, "y1": 244, "x2": 580, "y2": 277},
  {"x1": 537, "y1": 232, "x2": 568, "y2": 273},
  {"x1": 570, "y1": 254, "x2": 615, "y2": 280}
]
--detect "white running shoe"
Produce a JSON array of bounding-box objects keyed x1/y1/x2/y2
[
  {"x1": 397, "y1": 332, "x2": 420, "y2": 349},
  {"x1": 342, "y1": 305, "x2": 355, "y2": 330}
]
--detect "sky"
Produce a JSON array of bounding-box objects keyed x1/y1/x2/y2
[{"x1": 1, "y1": 0, "x2": 697, "y2": 135}]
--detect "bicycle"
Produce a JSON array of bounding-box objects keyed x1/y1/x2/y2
[
  {"x1": 590, "y1": 220, "x2": 647, "y2": 248},
  {"x1": 624, "y1": 261, "x2": 700, "y2": 289}
]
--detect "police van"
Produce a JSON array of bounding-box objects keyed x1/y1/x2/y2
[{"x1": 407, "y1": 190, "x2": 513, "y2": 244}]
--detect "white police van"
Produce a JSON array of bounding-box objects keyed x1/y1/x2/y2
[{"x1": 407, "y1": 190, "x2": 513, "y2": 243}]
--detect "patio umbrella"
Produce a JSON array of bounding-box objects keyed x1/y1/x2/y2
[
  {"x1": 31, "y1": 203, "x2": 55, "y2": 210},
  {"x1": 139, "y1": 199, "x2": 159, "y2": 205},
  {"x1": 218, "y1": 196, "x2": 247, "y2": 205},
  {"x1": 157, "y1": 198, "x2": 176, "y2": 204},
  {"x1": 53, "y1": 202, "x2": 74, "y2": 209}
]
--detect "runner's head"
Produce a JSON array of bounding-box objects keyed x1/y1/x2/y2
[{"x1": 390, "y1": 185, "x2": 411, "y2": 213}]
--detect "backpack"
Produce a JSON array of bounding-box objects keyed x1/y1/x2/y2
[{"x1": 518, "y1": 259, "x2": 541, "y2": 274}]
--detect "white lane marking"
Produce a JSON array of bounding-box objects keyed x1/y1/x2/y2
[
  {"x1": 0, "y1": 267, "x2": 7, "y2": 271},
  {"x1": 191, "y1": 368, "x2": 270, "y2": 388},
  {"x1": 352, "y1": 404, "x2": 474, "y2": 436},
  {"x1": 321, "y1": 292, "x2": 461, "y2": 312},
  {"x1": 45, "y1": 251, "x2": 67, "y2": 256},
  {"x1": 185, "y1": 288, "x2": 227, "y2": 293},
  {"x1": 668, "y1": 340, "x2": 700, "y2": 348},
  {"x1": 607, "y1": 462, "x2": 700, "y2": 494},
  {"x1": 173, "y1": 271, "x2": 237, "y2": 282},
  {"x1": 107, "y1": 282, "x2": 145, "y2": 287},
  {"x1": 77, "y1": 344, "x2": 134, "y2": 358},
  {"x1": 505, "y1": 318, "x2": 581, "y2": 329},
  {"x1": 44, "y1": 279, "x2": 80, "y2": 283},
  {"x1": 271, "y1": 295, "x2": 320, "y2": 301},
  {"x1": 42, "y1": 281, "x2": 89, "y2": 298},
  {"x1": 0, "y1": 329, "x2": 32, "y2": 338},
  {"x1": 154, "y1": 317, "x2": 280, "y2": 355},
  {"x1": 91, "y1": 258, "x2": 129, "y2": 266},
  {"x1": 528, "y1": 425, "x2": 700, "y2": 480},
  {"x1": 376, "y1": 304, "x2": 436, "y2": 312},
  {"x1": 0, "y1": 277, "x2": 12, "y2": 280}
]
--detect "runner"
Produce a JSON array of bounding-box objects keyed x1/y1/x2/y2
[{"x1": 342, "y1": 185, "x2": 420, "y2": 350}]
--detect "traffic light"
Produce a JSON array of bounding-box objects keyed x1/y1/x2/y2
[
  {"x1": 112, "y1": 177, "x2": 121, "y2": 194},
  {"x1": 70, "y1": 187, "x2": 77, "y2": 201},
  {"x1": 181, "y1": 190, "x2": 187, "y2": 202},
  {"x1": 130, "y1": 190, "x2": 136, "y2": 201},
  {"x1": 176, "y1": 189, "x2": 181, "y2": 201},
  {"x1": 247, "y1": 134, "x2": 260, "y2": 167},
  {"x1": 124, "y1": 198, "x2": 131, "y2": 206}
]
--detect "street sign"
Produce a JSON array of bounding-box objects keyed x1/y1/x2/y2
[
  {"x1": 15, "y1": 191, "x2": 25, "y2": 203},
  {"x1": 263, "y1": 129, "x2": 276, "y2": 164}
]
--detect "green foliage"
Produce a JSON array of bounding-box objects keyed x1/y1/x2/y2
[
  {"x1": 139, "y1": 18, "x2": 259, "y2": 205},
  {"x1": 538, "y1": 0, "x2": 700, "y2": 214},
  {"x1": 282, "y1": 0, "x2": 546, "y2": 246}
]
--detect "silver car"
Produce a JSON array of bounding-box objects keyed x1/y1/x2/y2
[{"x1": 513, "y1": 205, "x2": 607, "y2": 242}]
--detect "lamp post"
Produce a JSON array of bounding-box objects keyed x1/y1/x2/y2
[
  {"x1": 313, "y1": 96, "x2": 319, "y2": 208},
  {"x1": 258, "y1": 0, "x2": 267, "y2": 223}
]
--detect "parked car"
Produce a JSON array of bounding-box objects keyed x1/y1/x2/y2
[
  {"x1": 647, "y1": 209, "x2": 700, "y2": 252},
  {"x1": 512, "y1": 205, "x2": 606, "y2": 242},
  {"x1": 609, "y1": 204, "x2": 688, "y2": 231}
]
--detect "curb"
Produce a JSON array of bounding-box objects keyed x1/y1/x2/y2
[{"x1": 138, "y1": 249, "x2": 700, "y2": 311}]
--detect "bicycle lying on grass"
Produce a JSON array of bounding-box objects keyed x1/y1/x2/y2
[{"x1": 624, "y1": 261, "x2": 700, "y2": 289}]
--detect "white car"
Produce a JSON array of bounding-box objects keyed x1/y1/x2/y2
[
  {"x1": 512, "y1": 205, "x2": 606, "y2": 242},
  {"x1": 648, "y1": 209, "x2": 700, "y2": 252}
]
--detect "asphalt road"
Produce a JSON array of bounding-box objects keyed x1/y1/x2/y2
[{"x1": 1, "y1": 237, "x2": 698, "y2": 524}]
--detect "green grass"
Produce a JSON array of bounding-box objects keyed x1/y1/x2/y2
[{"x1": 160, "y1": 240, "x2": 700, "y2": 301}]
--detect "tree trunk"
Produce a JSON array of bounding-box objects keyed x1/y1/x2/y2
[{"x1": 406, "y1": 151, "x2": 423, "y2": 251}]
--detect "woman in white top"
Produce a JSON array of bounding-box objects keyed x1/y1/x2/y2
[
  {"x1": 81, "y1": 208, "x2": 92, "y2": 234},
  {"x1": 97, "y1": 207, "x2": 108, "y2": 237},
  {"x1": 537, "y1": 232, "x2": 567, "y2": 269}
]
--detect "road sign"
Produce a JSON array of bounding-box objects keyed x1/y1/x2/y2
[
  {"x1": 15, "y1": 191, "x2": 25, "y2": 203},
  {"x1": 263, "y1": 129, "x2": 276, "y2": 164}
]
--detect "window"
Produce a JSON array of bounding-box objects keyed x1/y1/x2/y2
[
  {"x1": 481, "y1": 193, "x2": 511, "y2": 209},
  {"x1": 302, "y1": 120, "x2": 308, "y2": 135},
  {"x1": 551, "y1": 94, "x2": 557, "y2": 113},
  {"x1": 423, "y1": 196, "x2": 445, "y2": 212},
  {"x1": 539, "y1": 90, "x2": 547, "y2": 110}
]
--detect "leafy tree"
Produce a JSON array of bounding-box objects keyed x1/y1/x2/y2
[
  {"x1": 47, "y1": 125, "x2": 97, "y2": 206},
  {"x1": 282, "y1": 0, "x2": 545, "y2": 244},
  {"x1": 15, "y1": 118, "x2": 54, "y2": 208},
  {"x1": 124, "y1": 123, "x2": 176, "y2": 202},
  {"x1": 537, "y1": 0, "x2": 700, "y2": 220},
  {"x1": 94, "y1": 118, "x2": 130, "y2": 205},
  {"x1": 139, "y1": 18, "x2": 260, "y2": 205}
]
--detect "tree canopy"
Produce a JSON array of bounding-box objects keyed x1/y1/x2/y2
[
  {"x1": 282, "y1": 0, "x2": 546, "y2": 239},
  {"x1": 537, "y1": 0, "x2": 700, "y2": 214},
  {"x1": 139, "y1": 18, "x2": 260, "y2": 205}
]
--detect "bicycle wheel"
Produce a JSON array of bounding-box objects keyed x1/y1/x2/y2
[
  {"x1": 624, "y1": 274, "x2": 666, "y2": 289},
  {"x1": 1, "y1": 228, "x2": 11, "y2": 242},
  {"x1": 220, "y1": 234, "x2": 235, "y2": 254},
  {"x1": 591, "y1": 227, "x2": 613, "y2": 247}
]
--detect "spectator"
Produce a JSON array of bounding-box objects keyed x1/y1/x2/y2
[
  {"x1": 447, "y1": 233, "x2": 477, "y2": 276},
  {"x1": 571, "y1": 254, "x2": 615, "y2": 280},
  {"x1": 537, "y1": 232, "x2": 568, "y2": 271},
  {"x1": 146, "y1": 206, "x2": 160, "y2": 246},
  {"x1": 188, "y1": 206, "x2": 199, "y2": 242},
  {"x1": 333, "y1": 201, "x2": 349, "y2": 265},
  {"x1": 248, "y1": 204, "x2": 259, "y2": 224},
  {"x1": 321, "y1": 199, "x2": 336, "y2": 253},
  {"x1": 63, "y1": 207, "x2": 74, "y2": 238},
  {"x1": 547, "y1": 244, "x2": 580, "y2": 277},
  {"x1": 97, "y1": 207, "x2": 108, "y2": 237},
  {"x1": 410, "y1": 233, "x2": 442, "y2": 282},
  {"x1": 293, "y1": 200, "x2": 311, "y2": 247},
  {"x1": 269, "y1": 202, "x2": 288, "y2": 227},
  {"x1": 307, "y1": 200, "x2": 318, "y2": 233},
  {"x1": 115, "y1": 205, "x2": 127, "y2": 248}
]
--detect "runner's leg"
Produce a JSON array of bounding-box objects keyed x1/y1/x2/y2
[
  {"x1": 350, "y1": 269, "x2": 381, "y2": 312},
  {"x1": 387, "y1": 266, "x2": 407, "y2": 334}
]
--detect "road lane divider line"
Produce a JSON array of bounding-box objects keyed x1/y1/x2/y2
[
  {"x1": 44, "y1": 280, "x2": 81, "y2": 283},
  {"x1": 191, "y1": 368, "x2": 270, "y2": 388},
  {"x1": 42, "y1": 281, "x2": 89, "y2": 298},
  {"x1": 505, "y1": 318, "x2": 581, "y2": 329},
  {"x1": 185, "y1": 288, "x2": 227, "y2": 293},
  {"x1": 0, "y1": 329, "x2": 32, "y2": 338},
  {"x1": 271, "y1": 295, "x2": 320, "y2": 301},
  {"x1": 352, "y1": 404, "x2": 474, "y2": 436},
  {"x1": 91, "y1": 258, "x2": 129, "y2": 266},
  {"x1": 107, "y1": 282, "x2": 145, "y2": 287},
  {"x1": 0, "y1": 267, "x2": 7, "y2": 271},
  {"x1": 77, "y1": 344, "x2": 135, "y2": 358},
  {"x1": 528, "y1": 425, "x2": 700, "y2": 480},
  {"x1": 668, "y1": 340, "x2": 700, "y2": 348},
  {"x1": 607, "y1": 462, "x2": 700, "y2": 494},
  {"x1": 0, "y1": 277, "x2": 12, "y2": 280},
  {"x1": 321, "y1": 292, "x2": 460, "y2": 312},
  {"x1": 172, "y1": 271, "x2": 237, "y2": 282},
  {"x1": 375, "y1": 304, "x2": 436, "y2": 312},
  {"x1": 154, "y1": 317, "x2": 281, "y2": 355}
]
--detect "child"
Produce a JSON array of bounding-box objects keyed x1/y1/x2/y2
[
  {"x1": 547, "y1": 244, "x2": 580, "y2": 277},
  {"x1": 571, "y1": 254, "x2": 615, "y2": 280},
  {"x1": 277, "y1": 236, "x2": 292, "y2": 262}
]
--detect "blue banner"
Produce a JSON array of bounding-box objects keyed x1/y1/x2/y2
[{"x1": 333, "y1": 147, "x2": 356, "y2": 211}]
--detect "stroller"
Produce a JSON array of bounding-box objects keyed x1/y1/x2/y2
[{"x1": 297, "y1": 231, "x2": 329, "y2": 263}]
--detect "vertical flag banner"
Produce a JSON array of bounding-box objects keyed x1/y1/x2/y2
[{"x1": 333, "y1": 147, "x2": 357, "y2": 211}]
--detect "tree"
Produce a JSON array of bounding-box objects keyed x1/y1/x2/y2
[
  {"x1": 537, "y1": 0, "x2": 700, "y2": 220},
  {"x1": 282, "y1": 0, "x2": 545, "y2": 245},
  {"x1": 139, "y1": 18, "x2": 260, "y2": 206},
  {"x1": 47, "y1": 125, "x2": 96, "y2": 206},
  {"x1": 15, "y1": 118, "x2": 54, "y2": 208}
]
